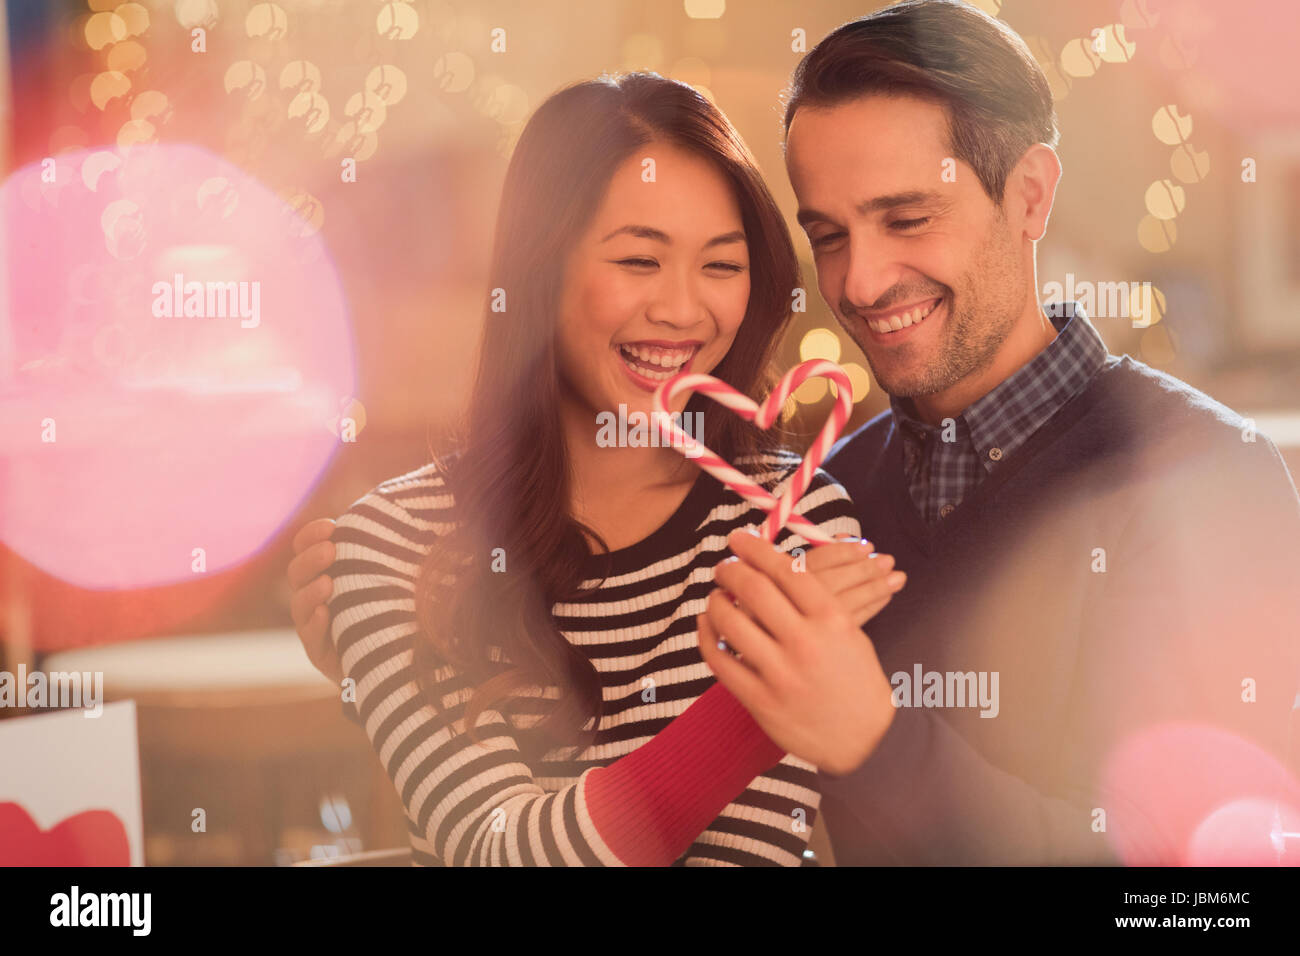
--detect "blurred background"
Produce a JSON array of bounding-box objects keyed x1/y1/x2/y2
[{"x1": 0, "y1": 0, "x2": 1297, "y2": 865}]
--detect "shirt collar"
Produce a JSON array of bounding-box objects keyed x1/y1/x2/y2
[{"x1": 889, "y1": 301, "x2": 1110, "y2": 455}]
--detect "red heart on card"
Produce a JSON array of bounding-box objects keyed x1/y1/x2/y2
[{"x1": 0, "y1": 801, "x2": 131, "y2": 866}]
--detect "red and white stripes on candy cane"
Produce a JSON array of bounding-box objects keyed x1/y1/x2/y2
[{"x1": 652, "y1": 359, "x2": 854, "y2": 546}]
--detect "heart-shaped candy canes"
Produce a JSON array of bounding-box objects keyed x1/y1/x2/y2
[{"x1": 652, "y1": 359, "x2": 853, "y2": 545}]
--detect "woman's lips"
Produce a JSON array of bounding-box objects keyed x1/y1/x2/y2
[{"x1": 615, "y1": 342, "x2": 700, "y2": 392}]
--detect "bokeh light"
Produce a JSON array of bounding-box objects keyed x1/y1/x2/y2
[
  {"x1": 838, "y1": 363, "x2": 872, "y2": 404},
  {"x1": 1137, "y1": 213, "x2": 1177, "y2": 253},
  {"x1": 1128, "y1": 283, "x2": 1166, "y2": 328},
  {"x1": 1102, "y1": 722, "x2": 1300, "y2": 865},
  {"x1": 0, "y1": 144, "x2": 354, "y2": 595},
  {"x1": 1144, "y1": 178, "x2": 1186, "y2": 219},
  {"x1": 798, "y1": 327, "x2": 841, "y2": 363},
  {"x1": 684, "y1": 0, "x2": 725, "y2": 19},
  {"x1": 1094, "y1": 24, "x2": 1137, "y2": 64}
]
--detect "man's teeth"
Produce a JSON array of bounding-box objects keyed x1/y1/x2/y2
[
  {"x1": 618, "y1": 343, "x2": 696, "y2": 380},
  {"x1": 867, "y1": 299, "x2": 941, "y2": 334}
]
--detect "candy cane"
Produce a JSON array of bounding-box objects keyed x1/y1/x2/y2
[{"x1": 652, "y1": 359, "x2": 853, "y2": 546}]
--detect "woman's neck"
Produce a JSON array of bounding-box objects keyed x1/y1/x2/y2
[{"x1": 559, "y1": 393, "x2": 698, "y2": 542}]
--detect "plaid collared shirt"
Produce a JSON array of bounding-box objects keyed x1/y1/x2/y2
[{"x1": 890, "y1": 302, "x2": 1109, "y2": 524}]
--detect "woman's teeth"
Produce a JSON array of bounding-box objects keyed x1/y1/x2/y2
[
  {"x1": 618, "y1": 343, "x2": 697, "y2": 381},
  {"x1": 867, "y1": 298, "x2": 941, "y2": 335}
]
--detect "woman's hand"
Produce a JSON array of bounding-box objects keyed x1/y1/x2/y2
[
  {"x1": 288, "y1": 518, "x2": 343, "y2": 685},
  {"x1": 805, "y1": 532, "x2": 905, "y2": 628},
  {"x1": 698, "y1": 529, "x2": 903, "y2": 776}
]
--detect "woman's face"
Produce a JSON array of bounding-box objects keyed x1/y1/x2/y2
[{"x1": 556, "y1": 141, "x2": 752, "y2": 424}]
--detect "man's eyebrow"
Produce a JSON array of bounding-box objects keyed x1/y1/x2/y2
[
  {"x1": 796, "y1": 190, "x2": 946, "y2": 226},
  {"x1": 599, "y1": 225, "x2": 747, "y2": 248}
]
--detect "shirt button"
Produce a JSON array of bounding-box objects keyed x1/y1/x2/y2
[
  {"x1": 939, "y1": 503, "x2": 955, "y2": 518},
  {"x1": 988, "y1": 446, "x2": 1003, "y2": 461}
]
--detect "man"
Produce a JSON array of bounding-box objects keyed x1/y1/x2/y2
[
  {"x1": 291, "y1": 0, "x2": 1300, "y2": 865},
  {"x1": 702, "y1": 0, "x2": 1300, "y2": 865}
]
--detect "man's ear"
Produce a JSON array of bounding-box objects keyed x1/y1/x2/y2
[{"x1": 1008, "y1": 144, "x2": 1062, "y2": 242}]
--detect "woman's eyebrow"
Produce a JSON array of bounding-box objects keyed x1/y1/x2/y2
[
  {"x1": 704, "y1": 230, "x2": 746, "y2": 248},
  {"x1": 600, "y1": 224, "x2": 670, "y2": 243},
  {"x1": 599, "y1": 225, "x2": 746, "y2": 248}
]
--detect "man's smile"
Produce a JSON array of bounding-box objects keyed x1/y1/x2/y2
[{"x1": 855, "y1": 295, "x2": 944, "y2": 344}]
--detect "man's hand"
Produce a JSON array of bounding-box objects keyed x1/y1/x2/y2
[
  {"x1": 699, "y1": 528, "x2": 903, "y2": 776},
  {"x1": 288, "y1": 518, "x2": 342, "y2": 684}
]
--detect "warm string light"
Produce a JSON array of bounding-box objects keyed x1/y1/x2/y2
[
  {"x1": 58, "y1": 3, "x2": 1214, "y2": 422},
  {"x1": 55, "y1": 0, "x2": 540, "y2": 471},
  {"x1": 1020, "y1": 0, "x2": 1215, "y2": 367}
]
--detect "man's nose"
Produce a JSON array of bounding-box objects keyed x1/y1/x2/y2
[{"x1": 841, "y1": 234, "x2": 905, "y2": 313}]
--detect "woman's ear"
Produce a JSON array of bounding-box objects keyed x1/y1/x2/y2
[{"x1": 1010, "y1": 144, "x2": 1063, "y2": 242}]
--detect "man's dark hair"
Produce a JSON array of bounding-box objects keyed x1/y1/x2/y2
[{"x1": 783, "y1": 0, "x2": 1059, "y2": 203}]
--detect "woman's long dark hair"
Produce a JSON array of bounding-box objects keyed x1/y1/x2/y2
[{"x1": 413, "y1": 72, "x2": 800, "y2": 760}]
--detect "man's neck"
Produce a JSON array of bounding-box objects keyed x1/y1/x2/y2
[{"x1": 909, "y1": 299, "x2": 1058, "y2": 425}]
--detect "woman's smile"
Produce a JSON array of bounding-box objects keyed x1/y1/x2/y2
[{"x1": 615, "y1": 339, "x2": 703, "y2": 391}]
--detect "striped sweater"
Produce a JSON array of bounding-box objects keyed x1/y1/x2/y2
[{"x1": 328, "y1": 450, "x2": 860, "y2": 865}]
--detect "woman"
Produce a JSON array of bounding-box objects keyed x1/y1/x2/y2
[{"x1": 288, "y1": 73, "x2": 903, "y2": 866}]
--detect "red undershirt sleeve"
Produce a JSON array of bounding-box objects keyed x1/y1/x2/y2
[{"x1": 583, "y1": 681, "x2": 785, "y2": 866}]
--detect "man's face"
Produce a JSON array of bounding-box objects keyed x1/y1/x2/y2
[{"x1": 785, "y1": 95, "x2": 1026, "y2": 401}]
